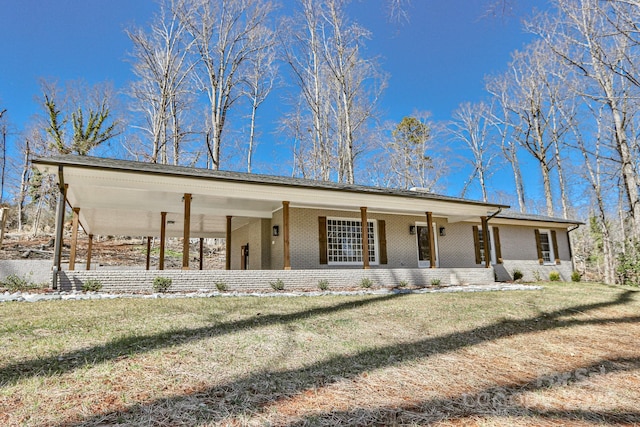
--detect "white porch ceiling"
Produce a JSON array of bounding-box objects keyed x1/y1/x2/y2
[{"x1": 35, "y1": 158, "x2": 507, "y2": 238}]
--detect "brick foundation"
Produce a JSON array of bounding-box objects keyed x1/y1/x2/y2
[{"x1": 57, "y1": 268, "x2": 496, "y2": 293}]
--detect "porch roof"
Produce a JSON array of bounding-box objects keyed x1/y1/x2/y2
[{"x1": 33, "y1": 155, "x2": 514, "y2": 238}]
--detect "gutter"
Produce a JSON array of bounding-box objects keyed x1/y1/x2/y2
[{"x1": 567, "y1": 224, "x2": 580, "y2": 271}]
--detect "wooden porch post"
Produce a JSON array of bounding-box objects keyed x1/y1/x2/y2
[
  {"x1": 53, "y1": 184, "x2": 68, "y2": 282},
  {"x1": 360, "y1": 207, "x2": 370, "y2": 269},
  {"x1": 146, "y1": 237, "x2": 152, "y2": 270},
  {"x1": 182, "y1": 193, "x2": 191, "y2": 270},
  {"x1": 159, "y1": 212, "x2": 167, "y2": 270},
  {"x1": 69, "y1": 207, "x2": 80, "y2": 271},
  {"x1": 283, "y1": 201, "x2": 291, "y2": 270},
  {"x1": 199, "y1": 237, "x2": 204, "y2": 270},
  {"x1": 426, "y1": 211, "x2": 436, "y2": 268},
  {"x1": 225, "y1": 216, "x2": 232, "y2": 270},
  {"x1": 86, "y1": 234, "x2": 93, "y2": 271},
  {"x1": 481, "y1": 216, "x2": 490, "y2": 268}
]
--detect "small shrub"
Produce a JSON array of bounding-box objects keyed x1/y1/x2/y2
[
  {"x1": 215, "y1": 281, "x2": 228, "y2": 292},
  {"x1": 549, "y1": 271, "x2": 561, "y2": 282},
  {"x1": 430, "y1": 278, "x2": 441, "y2": 286},
  {"x1": 318, "y1": 279, "x2": 329, "y2": 291},
  {"x1": 512, "y1": 269, "x2": 523, "y2": 281},
  {"x1": 571, "y1": 271, "x2": 581, "y2": 282},
  {"x1": 397, "y1": 280, "x2": 408, "y2": 288},
  {"x1": 270, "y1": 278, "x2": 285, "y2": 291},
  {"x1": 153, "y1": 276, "x2": 172, "y2": 293},
  {"x1": 0, "y1": 274, "x2": 39, "y2": 292},
  {"x1": 532, "y1": 270, "x2": 542, "y2": 282},
  {"x1": 82, "y1": 279, "x2": 103, "y2": 292},
  {"x1": 360, "y1": 277, "x2": 373, "y2": 288}
]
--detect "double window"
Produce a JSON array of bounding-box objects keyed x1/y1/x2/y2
[{"x1": 326, "y1": 218, "x2": 376, "y2": 264}]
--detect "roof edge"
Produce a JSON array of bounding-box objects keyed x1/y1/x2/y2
[{"x1": 32, "y1": 155, "x2": 510, "y2": 210}]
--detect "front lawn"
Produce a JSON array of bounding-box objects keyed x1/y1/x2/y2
[{"x1": 1, "y1": 282, "x2": 639, "y2": 426}]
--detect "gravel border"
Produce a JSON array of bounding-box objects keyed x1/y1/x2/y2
[{"x1": 0, "y1": 283, "x2": 543, "y2": 303}]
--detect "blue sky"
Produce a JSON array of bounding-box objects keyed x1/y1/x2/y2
[{"x1": 0, "y1": 0, "x2": 548, "y2": 204}]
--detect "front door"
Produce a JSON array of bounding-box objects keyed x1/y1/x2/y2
[
  {"x1": 241, "y1": 244, "x2": 249, "y2": 270},
  {"x1": 417, "y1": 224, "x2": 439, "y2": 268}
]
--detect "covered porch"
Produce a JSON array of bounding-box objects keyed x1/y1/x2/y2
[{"x1": 32, "y1": 155, "x2": 507, "y2": 290}]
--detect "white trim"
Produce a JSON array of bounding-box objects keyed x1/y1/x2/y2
[{"x1": 537, "y1": 228, "x2": 556, "y2": 265}]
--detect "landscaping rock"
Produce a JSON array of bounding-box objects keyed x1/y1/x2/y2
[{"x1": 0, "y1": 283, "x2": 544, "y2": 304}]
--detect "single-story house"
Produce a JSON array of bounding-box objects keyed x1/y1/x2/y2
[{"x1": 32, "y1": 155, "x2": 581, "y2": 292}]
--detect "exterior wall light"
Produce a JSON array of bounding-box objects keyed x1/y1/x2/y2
[
  {"x1": 409, "y1": 225, "x2": 416, "y2": 235},
  {"x1": 273, "y1": 225, "x2": 280, "y2": 236},
  {"x1": 439, "y1": 226, "x2": 446, "y2": 236}
]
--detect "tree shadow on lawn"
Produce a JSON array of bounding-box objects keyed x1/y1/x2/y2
[
  {"x1": 285, "y1": 356, "x2": 640, "y2": 426},
  {"x1": 0, "y1": 293, "x2": 407, "y2": 386},
  {"x1": 59, "y1": 290, "x2": 640, "y2": 426}
]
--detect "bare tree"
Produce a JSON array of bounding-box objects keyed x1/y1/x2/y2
[
  {"x1": 321, "y1": 0, "x2": 386, "y2": 184},
  {"x1": 571, "y1": 101, "x2": 618, "y2": 283},
  {"x1": 281, "y1": 0, "x2": 385, "y2": 183},
  {"x1": 127, "y1": 0, "x2": 195, "y2": 165},
  {"x1": 241, "y1": 24, "x2": 277, "y2": 173},
  {"x1": 529, "y1": 0, "x2": 640, "y2": 238},
  {"x1": 281, "y1": 0, "x2": 335, "y2": 181},
  {"x1": 449, "y1": 101, "x2": 497, "y2": 202},
  {"x1": 489, "y1": 41, "x2": 571, "y2": 217},
  {"x1": 486, "y1": 75, "x2": 527, "y2": 213},
  {"x1": 0, "y1": 109, "x2": 7, "y2": 204},
  {"x1": 177, "y1": 0, "x2": 276, "y2": 170}
]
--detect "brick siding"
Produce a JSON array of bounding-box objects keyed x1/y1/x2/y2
[{"x1": 57, "y1": 267, "x2": 495, "y2": 293}]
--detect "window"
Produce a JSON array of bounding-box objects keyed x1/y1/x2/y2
[
  {"x1": 473, "y1": 226, "x2": 503, "y2": 265},
  {"x1": 535, "y1": 229, "x2": 557, "y2": 265},
  {"x1": 539, "y1": 232, "x2": 552, "y2": 263},
  {"x1": 477, "y1": 227, "x2": 488, "y2": 263},
  {"x1": 327, "y1": 218, "x2": 376, "y2": 264}
]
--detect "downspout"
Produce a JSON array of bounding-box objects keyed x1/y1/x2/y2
[
  {"x1": 485, "y1": 208, "x2": 503, "y2": 274},
  {"x1": 485, "y1": 207, "x2": 503, "y2": 223},
  {"x1": 52, "y1": 165, "x2": 65, "y2": 290},
  {"x1": 567, "y1": 224, "x2": 580, "y2": 273}
]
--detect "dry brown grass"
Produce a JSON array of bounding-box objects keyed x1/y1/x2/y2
[{"x1": 0, "y1": 282, "x2": 639, "y2": 426}]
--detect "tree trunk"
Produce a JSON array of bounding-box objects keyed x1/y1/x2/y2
[
  {"x1": 18, "y1": 143, "x2": 30, "y2": 232},
  {"x1": 554, "y1": 139, "x2": 569, "y2": 219}
]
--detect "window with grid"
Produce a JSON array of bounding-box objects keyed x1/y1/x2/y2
[
  {"x1": 327, "y1": 219, "x2": 376, "y2": 264},
  {"x1": 538, "y1": 231, "x2": 552, "y2": 263}
]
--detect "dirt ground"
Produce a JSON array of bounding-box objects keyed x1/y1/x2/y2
[{"x1": 0, "y1": 232, "x2": 226, "y2": 270}]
